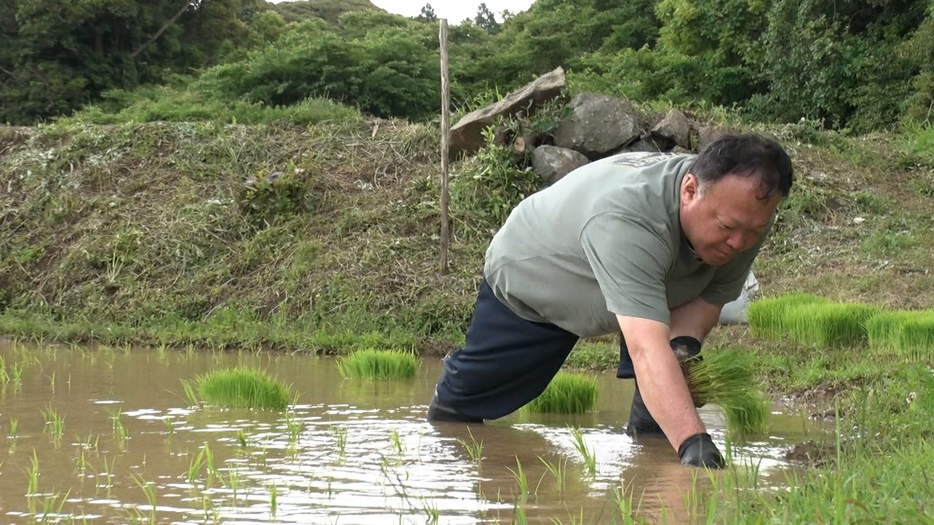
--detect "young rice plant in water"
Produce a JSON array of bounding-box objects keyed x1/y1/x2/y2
[
  {"x1": 525, "y1": 372, "x2": 598, "y2": 414},
  {"x1": 195, "y1": 367, "x2": 290, "y2": 410},
  {"x1": 337, "y1": 349, "x2": 420, "y2": 380},
  {"x1": 685, "y1": 348, "x2": 769, "y2": 437}
]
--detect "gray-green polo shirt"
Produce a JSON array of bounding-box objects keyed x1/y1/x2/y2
[{"x1": 483, "y1": 151, "x2": 770, "y2": 338}]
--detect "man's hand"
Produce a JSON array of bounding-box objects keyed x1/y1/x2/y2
[
  {"x1": 670, "y1": 335, "x2": 707, "y2": 408},
  {"x1": 678, "y1": 433, "x2": 725, "y2": 469}
]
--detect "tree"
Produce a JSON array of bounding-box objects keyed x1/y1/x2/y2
[
  {"x1": 475, "y1": 3, "x2": 501, "y2": 34},
  {"x1": 416, "y1": 4, "x2": 437, "y2": 23}
]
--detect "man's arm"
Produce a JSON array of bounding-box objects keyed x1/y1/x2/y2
[
  {"x1": 668, "y1": 296, "x2": 723, "y2": 342},
  {"x1": 617, "y1": 314, "x2": 705, "y2": 451}
]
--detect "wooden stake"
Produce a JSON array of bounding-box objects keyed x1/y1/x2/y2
[{"x1": 439, "y1": 19, "x2": 451, "y2": 275}]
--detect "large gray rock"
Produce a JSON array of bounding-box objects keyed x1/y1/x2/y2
[
  {"x1": 621, "y1": 136, "x2": 664, "y2": 153},
  {"x1": 449, "y1": 67, "x2": 568, "y2": 158},
  {"x1": 651, "y1": 108, "x2": 692, "y2": 150},
  {"x1": 531, "y1": 145, "x2": 590, "y2": 185},
  {"x1": 697, "y1": 125, "x2": 728, "y2": 152},
  {"x1": 553, "y1": 93, "x2": 641, "y2": 159}
]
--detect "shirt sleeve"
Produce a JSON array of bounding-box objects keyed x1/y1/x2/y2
[{"x1": 580, "y1": 212, "x2": 673, "y2": 325}]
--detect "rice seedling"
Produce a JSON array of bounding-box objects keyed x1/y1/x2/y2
[
  {"x1": 236, "y1": 429, "x2": 248, "y2": 449},
  {"x1": 895, "y1": 314, "x2": 934, "y2": 361},
  {"x1": 421, "y1": 498, "x2": 440, "y2": 524},
  {"x1": 333, "y1": 426, "x2": 348, "y2": 461},
  {"x1": 268, "y1": 484, "x2": 278, "y2": 517},
  {"x1": 866, "y1": 310, "x2": 922, "y2": 351},
  {"x1": 188, "y1": 442, "x2": 216, "y2": 486},
  {"x1": 26, "y1": 449, "x2": 39, "y2": 496},
  {"x1": 568, "y1": 426, "x2": 597, "y2": 476},
  {"x1": 456, "y1": 427, "x2": 483, "y2": 466},
  {"x1": 181, "y1": 380, "x2": 200, "y2": 406},
  {"x1": 41, "y1": 404, "x2": 65, "y2": 445},
  {"x1": 102, "y1": 456, "x2": 116, "y2": 490},
  {"x1": 506, "y1": 456, "x2": 529, "y2": 500},
  {"x1": 389, "y1": 429, "x2": 405, "y2": 456},
  {"x1": 747, "y1": 293, "x2": 829, "y2": 340},
  {"x1": 131, "y1": 473, "x2": 157, "y2": 525},
  {"x1": 195, "y1": 367, "x2": 291, "y2": 410},
  {"x1": 524, "y1": 372, "x2": 599, "y2": 414},
  {"x1": 110, "y1": 409, "x2": 128, "y2": 447},
  {"x1": 38, "y1": 489, "x2": 71, "y2": 524},
  {"x1": 684, "y1": 348, "x2": 770, "y2": 437},
  {"x1": 537, "y1": 456, "x2": 568, "y2": 496},
  {"x1": 336, "y1": 349, "x2": 421, "y2": 380},
  {"x1": 9, "y1": 417, "x2": 18, "y2": 439},
  {"x1": 784, "y1": 302, "x2": 881, "y2": 347},
  {"x1": 285, "y1": 411, "x2": 304, "y2": 442}
]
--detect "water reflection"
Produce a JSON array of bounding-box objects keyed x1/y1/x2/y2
[{"x1": 0, "y1": 340, "x2": 823, "y2": 523}]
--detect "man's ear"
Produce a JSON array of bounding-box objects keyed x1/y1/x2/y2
[{"x1": 682, "y1": 173, "x2": 700, "y2": 204}]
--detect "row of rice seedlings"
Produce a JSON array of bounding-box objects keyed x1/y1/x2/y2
[
  {"x1": 194, "y1": 367, "x2": 291, "y2": 410},
  {"x1": 524, "y1": 372, "x2": 599, "y2": 414},
  {"x1": 752, "y1": 293, "x2": 934, "y2": 358},
  {"x1": 684, "y1": 349, "x2": 769, "y2": 437},
  {"x1": 747, "y1": 293, "x2": 830, "y2": 340},
  {"x1": 788, "y1": 302, "x2": 881, "y2": 347},
  {"x1": 336, "y1": 349, "x2": 420, "y2": 380},
  {"x1": 867, "y1": 310, "x2": 934, "y2": 360}
]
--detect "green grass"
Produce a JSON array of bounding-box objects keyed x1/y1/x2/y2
[
  {"x1": 686, "y1": 348, "x2": 769, "y2": 437},
  {"x1": 524, "y1": 372, "x2": 598, "y2": 414},
  {"x1": 336, "y1": 349, "x2": 421, "y2": 380},
  {"x1": 747, "y1": 293, "x2": 830, "y2": 340},
  {"x1": 195, "y1": 367, "x2": 291, "y2": 410}
]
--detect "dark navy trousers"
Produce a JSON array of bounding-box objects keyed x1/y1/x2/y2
[{"x1": 433, "y1": 279, "x2": 580, "y2": 420}]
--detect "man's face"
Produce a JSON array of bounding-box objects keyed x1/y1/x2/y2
[{"x1": 679, "y1": 172, "x2": 781, "y2": 266}]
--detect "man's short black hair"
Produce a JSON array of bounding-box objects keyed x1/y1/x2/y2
[{"x1": 688, "y1": 133, "x2": 793, "y2": 200}]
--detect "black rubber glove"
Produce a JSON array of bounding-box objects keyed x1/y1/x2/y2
[
  {"x1": 625, "y1": 336, "x2": 705, "y2": 438},
  {"x1": 678, "y1": 432, "x2": 725, "y2": 469}
]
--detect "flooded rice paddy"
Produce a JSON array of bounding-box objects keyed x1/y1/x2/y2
[{"x1": 0, "y1": 341, "x2": 825, "y2": 523}]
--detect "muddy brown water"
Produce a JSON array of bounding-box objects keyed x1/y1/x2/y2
[{"x1": 0, "y1": 341, "x2": 824, "y2": 524}]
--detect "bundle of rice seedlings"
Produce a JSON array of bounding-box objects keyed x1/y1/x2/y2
[
  {"x1": 525, "y1": 372, "x2": 598, "y2": 414},
  {"x1": 747, "y1": 293, "x2": 829, "y2": 340},
  {"x1": 196, "y1": 367, "x2": 291, "y2": 410},
  {"x1": 895, "y1": 313, "x2": 934, "y2": 362},
  {"x1": 684, "y1": 348, "x2": 769, "y2": 436},
  {"x1": 866, "y1": 310, "x2": 921, "y2": 351},
  {"x1": 784, "y1": 302, "x2": 880, "y2": 348},
  {"x1": 337, "y1": 349, "x2": 421, "y2": 380}
]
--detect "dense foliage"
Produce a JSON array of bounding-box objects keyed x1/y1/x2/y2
[{"x1": 3, "y1": 0, "x2": 934, "y2": 132}]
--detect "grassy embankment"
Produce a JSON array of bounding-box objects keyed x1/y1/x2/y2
[{"x1": 2, "y1": 101, "x2": 934, "y2": 521}]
